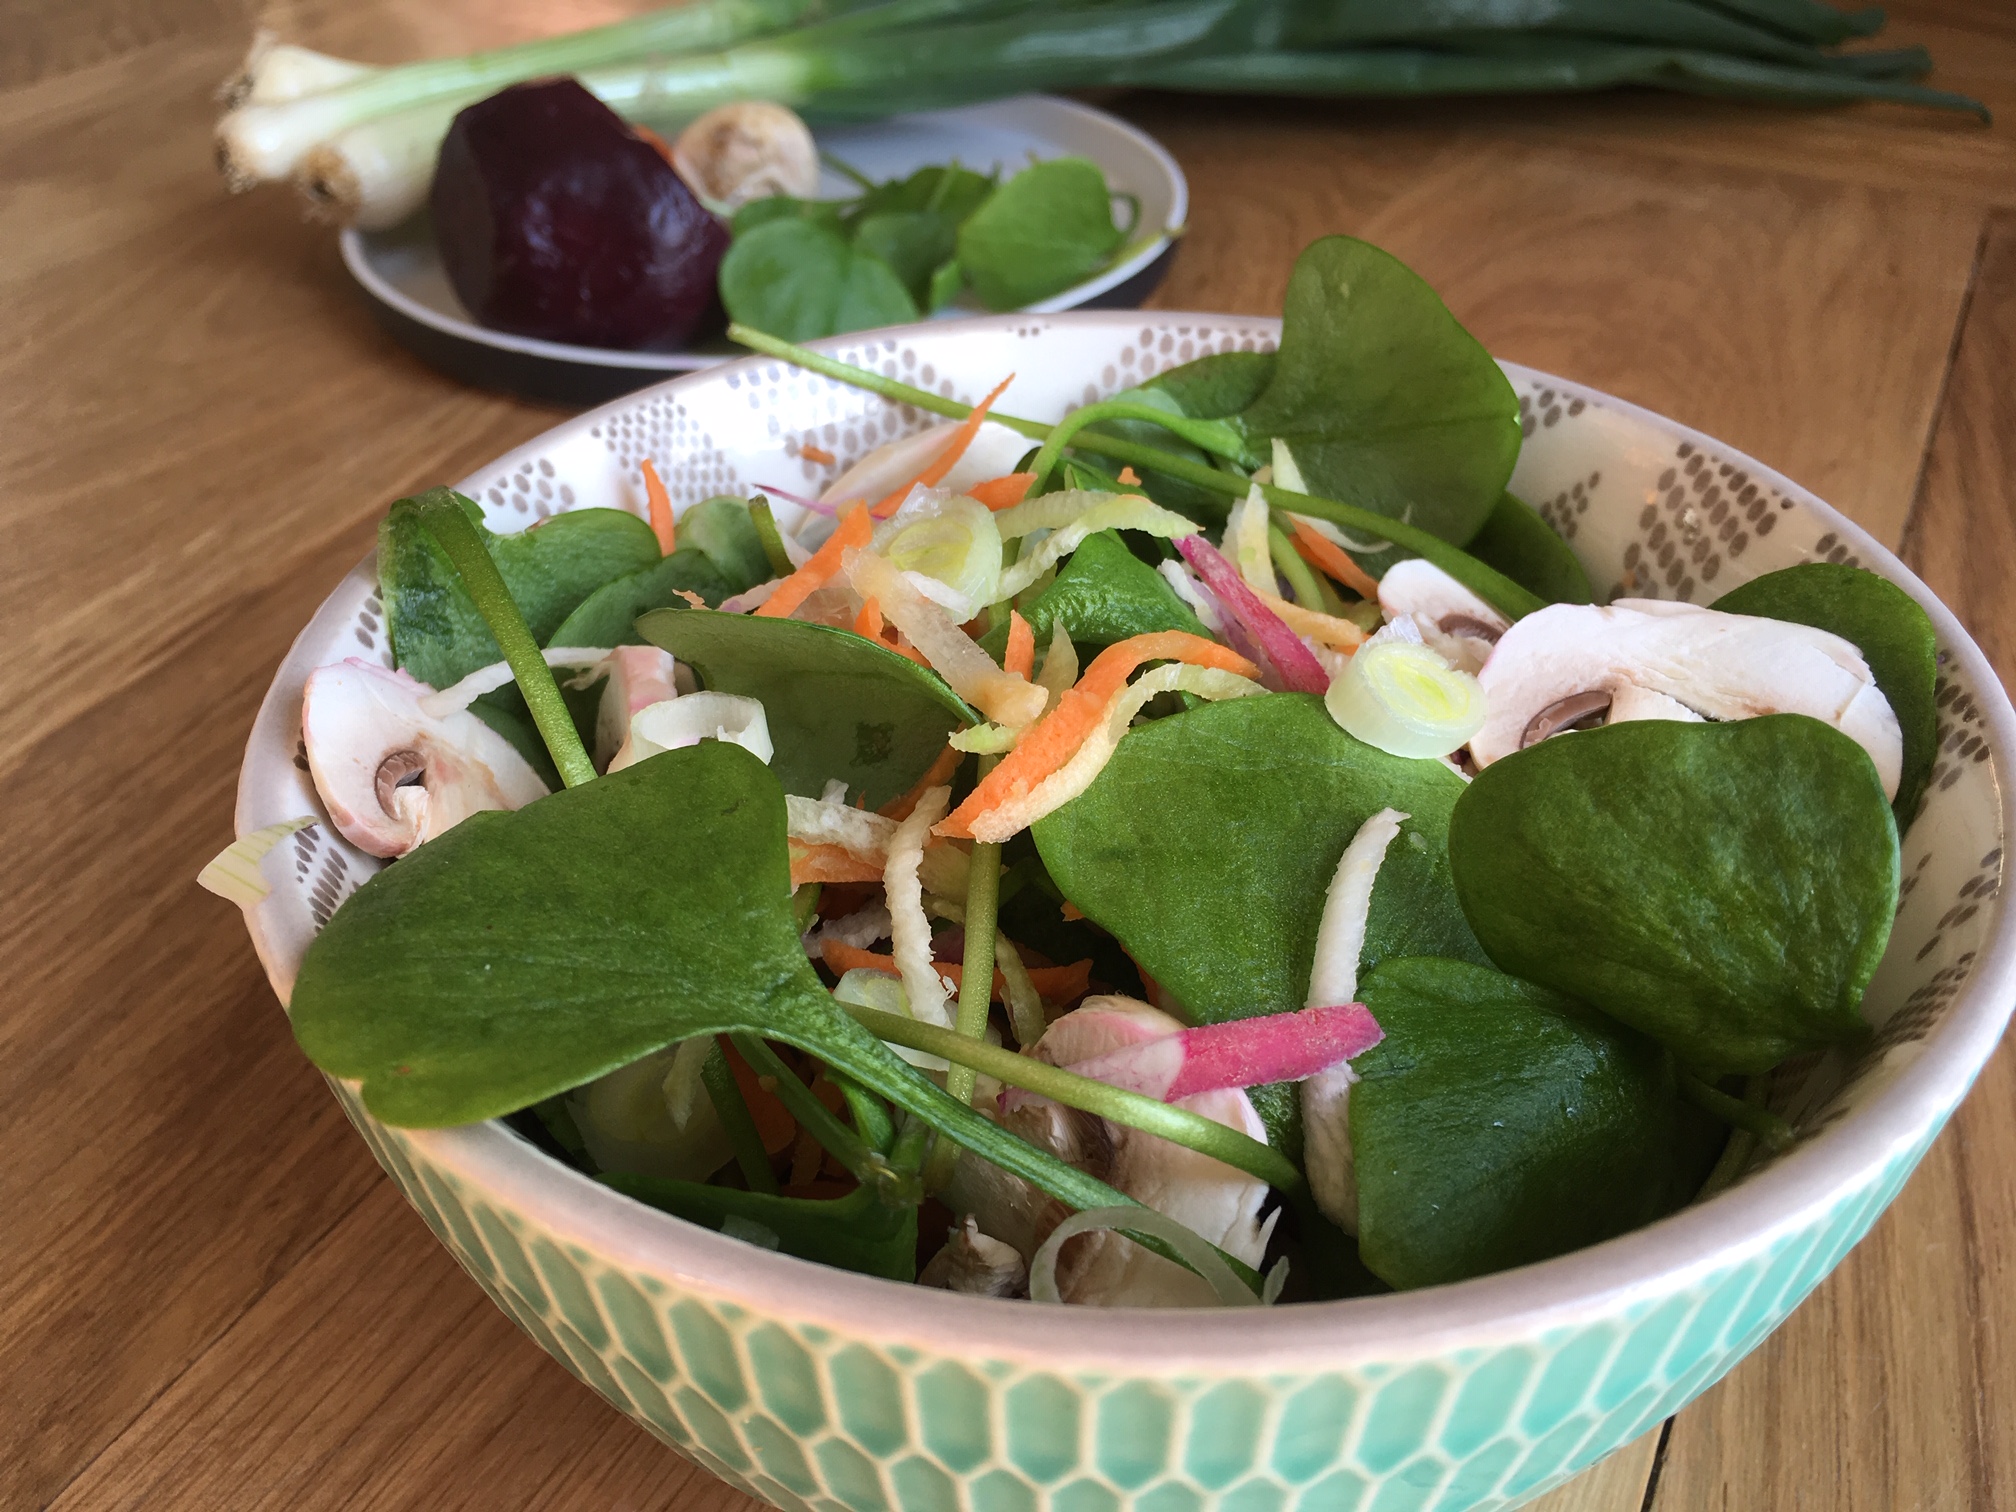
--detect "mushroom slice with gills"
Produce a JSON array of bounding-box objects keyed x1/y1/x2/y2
[
  {"x1": 1377, "y1": 558, "x2": 1510, "y2": 675},
  {"x1": 818, "y1": 419, "x2": 1033, "y2": 510},
  {"x1": 1469, "y1": 600, "x2": 1905, "y2": 798},
  {"x1": 1012, "y1": 997, "x2": 1276, "y2": 1308},
  {"x1": 300, "y1": 659, "x2": 549, "y2": 858},
  {"x1": 595, "y1": 645, "x2": 681, "y2": 771},
  {"x1": 919, "y1": 1215, "x2": 1028, "y2": 1298}
]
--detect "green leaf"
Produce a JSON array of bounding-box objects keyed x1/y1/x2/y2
[
  {"x1": 290, "y1": 744, "x2": 1190, "y2": 1240},
  {"x1": 1350, "y1": 956, "x2": 1712, "y2": 1290},
  {"x1": 1449, "y1": 716, "x2": 1899, "y2": 1075},
  {"x1": 381, "y1": 489, "x2": 661, "y2": 689},
  {"x1": 599, "y1": 1175, "x2": 916, "y2": 1281},
  {"x1": 855, "y1": 210, "x2": 960, "y2": 310},
  {"x1": 1712, "y1": 562, "x2": 1938, "y2": 829},
  {"x1": 926, "y1": 258, "x2": 966, "y2": 312},
  {"x1": 846, "y1": 164, "x2": 997, "y2": 229},
  {"x1": 1034, "y1": 694, "x2": 1485, "y2": 1023},
  {"x1": 1235, "y1": 236, "x2": 1522, "y2": 565},
  {"x1": 980, "y1": 529, "x2": 1203, "y2": 659},
  {"x1": 679, "y1": 496, "x2": 772, "y2": 594},
  {"x1": 719, "y1": 218, "x2": 918, "y2": 343},
  {"x1": 1466, "y1": 492, "x2": 1592, "y2": 605},
  {"x1": 547, "y1": 548, "x2": 735, "y2": 646},
  {"x1": 637, "y1": 607, "x2": 972, "y2": 807},
  {"x1": 956, "y1": 158, "x2": 1125, "y2": 311},
  {"x1": 1090, "y1": 353, "x2": 1280, "y2": 525},
  {"x1": 731, "y1": 195, "x2": 845, "y2": 237}
]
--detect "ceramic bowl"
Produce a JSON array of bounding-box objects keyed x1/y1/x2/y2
[{"x1": 234, "y1": 312, "x2": 2015, "y2": 1512}]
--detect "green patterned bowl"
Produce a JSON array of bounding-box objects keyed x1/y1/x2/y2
[{"x1": 235, "y1": 313, "x2": 2014, "y2": 1512}]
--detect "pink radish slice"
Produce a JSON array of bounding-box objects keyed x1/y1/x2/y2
[
  {"x1": 1177, "y1": 535, "x2": 1330, "y2": 695},
  {"x1": 1053, "y1": 1002, "x2": 1384, "y2": 1102},
  {"x1": 756, "y1": 482, "x2": 838, "y2": 517}
]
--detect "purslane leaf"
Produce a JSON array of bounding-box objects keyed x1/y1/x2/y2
[
  {"x1": 1350, "y1": 956, "x2": 1715, "y2": 1290},
  {"x1": 956, "y1": 157, "x2": 1126, "y2": 311},
  {"x1": 1465, "y1": 491, "x2": 1592, "y2": 605},
  {"x1": 638, "y1": 607, "x2": 973, "y2": 807},
  {"x1": 719, "y1": 217, "x2": 918, "y2": 343},
  {"x1": 1448, "y1": 715, "x2": 1899, "y2": 1075},
  {"x1": 1711, "y1": 562, "x2": 1938, "y2": 828}
]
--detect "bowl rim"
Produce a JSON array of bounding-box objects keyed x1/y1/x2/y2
[{"x1": 243, "y1": 308, "x2": 2016, "y2": 1370}]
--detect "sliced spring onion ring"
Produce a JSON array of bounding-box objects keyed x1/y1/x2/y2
[
  {"x1": 1030, "y1": 1205, "x2": 1261, "y2": 1307},
  {"x1": 609, "y1": 693, "x2": 773, "y2": 771},
  {"x1": 196, "y1": 817, "x2": 318, "y2": 906},
  {"x1": 995, "y1": 495, "x2": 1200, "y2": 601},
  {"x1": 1323, "y1": 620, "x2": 1486, "y2": 759},
  {"x1": 878, "y1": 493, "x2": 1003, "y2": 620}
]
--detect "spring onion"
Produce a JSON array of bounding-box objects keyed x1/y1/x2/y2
[
  {"x1": 1031, "y1": 1205, "x2": 1262, "y2": 1306},
  {"x1": 1324, "y1": 621, "x2": 1485, "y2": 759},
  {"x1": 196, "y1": 817, "x2": 318, "y2": 907}
]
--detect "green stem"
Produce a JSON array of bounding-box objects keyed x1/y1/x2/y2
[
  {"x1": 749, "y1": 495, "x2": 797, "y2": 577},
  {"x1": 731, "y1": 1032, "x2": 918, "y2": 1202},
  {"x1": 725, "y1": 324, "x2": 1545, "y2": 621},
  {"x1": 416, "y1": 497, "x2": 597, "y2": 789},
  {"x1": 1268, "y1": 523, "x2": 1327, "y2": 610},
  {"x1": 1679, "y1": 1068, "x2": 1794, "y2": 1153},
  {"x1": 791, "y1": 882, "x2": 823, "y2": 933},
  {"x1": 1027, "y1": 399, "x2": 1253, "y2": 494},
  {"x1": 702, "y1": 1042, "x2": 779, "y2": 1195},
  {"x1": 843, "y1": 1004, "x2": 1306, "y2": 1197},
  {"x1": 945, "y1": 843, "x2": 1002, "y2": 1108}
]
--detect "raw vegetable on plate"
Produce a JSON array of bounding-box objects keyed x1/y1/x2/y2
[{"x1": 205, "y1": 234, "x2": 1936, "y2": 1307}]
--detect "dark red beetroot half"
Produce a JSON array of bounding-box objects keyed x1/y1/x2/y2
[{"x1": 432, "y1": 78, "x2": 730, "y2": 352}]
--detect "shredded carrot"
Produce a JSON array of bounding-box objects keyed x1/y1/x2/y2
[
  {"x1": 1289, "y1": 516, "x2": 1380, "y2": 600},
  {"x1": 968, "y1": 472, "x2": 1037, "y2": 510},
  {"x1": 801, "y1": 442, "x2": 836, "y2": 466},
  {"x1": 758, "y1": 503, "x2": 871, "y2": 618},
  {"x1": 819, "y1": 940, "x2": 1092, "y2": 1004},
  {"x1": 720, "y1": 1037, "x2": 796, "y2": 1154},
  {"x1": 642, "y1": 458, "x2": 676, "y2": 555},
  {"x1": 1117, "y1": 466, "x2": 1142, "y2": 486},
  {"x1": 869, "y1": 375, "x2": 1014, "y2": 517},
  {"x1": 938, "y1": 632, "x2": 1259, "y2": 839},
  {"x1": 1060, "y1": 901, "x2": 1085, "y2": 922},
  {"x1": 790, "y1": 842, "x2": 883, "y2": 886},
  {"x1": 881, "y1": 743, "x2": 964, "y2": 820},
  {"x1": 1004, "y1": 611, "x2": 1036, "y2": 680},
  {"x1": 854, "y1": 597, "x2": 884, "y2": 641}
]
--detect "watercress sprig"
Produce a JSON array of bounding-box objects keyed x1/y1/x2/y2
[
  {"x1": 730, "y1": 1031, "x2": 919, "y2": 1203},
  {"x1": 724, "y1": 322, "x2": 1544, "y2": 620},
  {"x1": 702, "y1": 1041, "x2": 780, "y2": 1194},
  {"x1": 1027, "y1": 399, "x2": 1257, "y2": 492},
  {"x1": 415, "y1": 493, "x2": 598, "y2": 788}
]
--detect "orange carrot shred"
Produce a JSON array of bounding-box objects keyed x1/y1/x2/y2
[
  {"x1": 938, "y1": 632, "x2": 1258, "y2": 839},
  {"x1": 818, "y1": 939, "x2": 1091, "y2": 1003},
  {"x1": 869, "y1": 375, "x2": 1014, "y2": 518},
  {"x1": 1288, "y1": 516, "x2": 1380, "y2": 600},
  {"x1": 1060, "y1": 901, "x2": 1085, "y2": 922},
  {"x1": 789, "y1": 842, "x2": 883, "y2": 886},
  {"x1": 1117, "y1": 466, "x2": 1142, "y2": 486},
  {"x1": 801, "y1": 442, "x2": 836, "y2": 465},
  {"x1": 1004, "y1": 610, "x2": 1036, "y2": 680},
  {"x1": 882, "y1": 743, "x2": 964, "y2": 820},
  {"x1": 642, "y1": 458, "x2": 675, "y2": 555},
  {"x1": 968, "y1": 472, "x2": 1037, "y2": 510},
  {"x1": 758, "y1": 502, "x2": 871, "y2": 618},
  {"x1": 854, "y1": 597, "x2": 884, "y2": 641}
]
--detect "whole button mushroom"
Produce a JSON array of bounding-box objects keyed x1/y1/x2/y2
[{"x1": 671, "y1": 101, "x2": 820, "y2": 212}]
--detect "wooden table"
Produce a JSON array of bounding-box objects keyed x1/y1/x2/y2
[{"x1": 4, "y1": 2, "x2": 2012, "y2": 1507}]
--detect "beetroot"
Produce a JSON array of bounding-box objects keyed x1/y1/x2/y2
[{"x1": 431, "y1": 78, "x2": 729, "y2": 351}]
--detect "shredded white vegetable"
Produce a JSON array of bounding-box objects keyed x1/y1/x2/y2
[
  {"x1": 1029, "y1": 1205, "x2": 1262, "y2": 1307},
  {"x1": 885, "y1": 785, "x2": 956, "y2": 1035},
  {"x1": 196, "y1": 817, "x2": 318, "y2": 907},
  {"x1": 660, "y1": 1037, "x2": 715, "y2": 1131},
  {"x1": 949, "y1": 722, "x2": 1020, "y2": 754},
  {"x1": 609, "y1": 693, "x2": 773, "y2": 771},
  {"x1": 1228, "y1": 484, "x2": 1275, "y2": 597},
  {"x1": 832, "y1": 967, "x2": 949, "y2": 1071},
  {"x1": 964, "y1": 666, "x2": 1264, "y2": 843},
  {"x1": 816, "y1": 902, "x2": 893, "y2": 950},
  {"x1": 1158, "y1": 560, "x2": 1226, "y2": 634},
  {"x1": 1035, "y1": 620, "x2": 1078, "y2": 710},
  {"x1": 418, "y1": 646, "x2": 613, "y2": 717},
  {"x1": 995, "y1": 496, "x2": 1200, "y2": 601},
  {"x1": 844, "y1": 547, "x2": 1046, "y2": 726},
  {"x1": 786, "y1": 794, "x2": 899, "y2": 862}
]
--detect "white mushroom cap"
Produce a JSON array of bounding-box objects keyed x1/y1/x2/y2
[
  {"x1": 1376, "y1": 559, "x2": 1510, "y2": 674},
  {"x1": 670, "y1": 101, "x2": 819, "y2": 211},
  {"x1": 1469, "y1": 600, "x2": 1903, "y2": 797},
  {"x1": 301, "y1": 659, "x2": 549, "y2": 858}
]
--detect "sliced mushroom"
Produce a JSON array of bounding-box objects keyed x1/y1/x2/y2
[
  {"x1": 919, "y1": 1215, "x2": 1029, "y2": 1298},
  {"x1": 1377, "y1": 559, "x2": 1510, "y2": 675},
  {"x1": 946, "y1": 997, "x2": 1275, "y2": 1308},
  {"x1": 595, "y1": 645, "x2": 680, "y2": 771},
  {"x1": 670, "y1": 102, "x2": 818, "y2": 211},
  {"x1": 1470, "y1": 600, "x2": 1903, "y2": 797},
  {"x1": 301, "y1": 659, "x2": 549, "y2": 858}
]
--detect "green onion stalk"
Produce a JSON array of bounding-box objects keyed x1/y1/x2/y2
[{"x1": 727, "y1": 323, "x2": 1548, "y2": 621}]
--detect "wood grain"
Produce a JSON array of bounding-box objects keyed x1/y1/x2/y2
[
  {"x1": 2, "y1": 3, "x2": 2011, "y2": 1510},
  {"x1": 1650, "y1": 208, "x2": 2016, "y2": 1512}
]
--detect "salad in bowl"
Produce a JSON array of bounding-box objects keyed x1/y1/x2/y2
[{"x1": 208, "y1": 236, "x2": 1956, "y2": 1313}]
